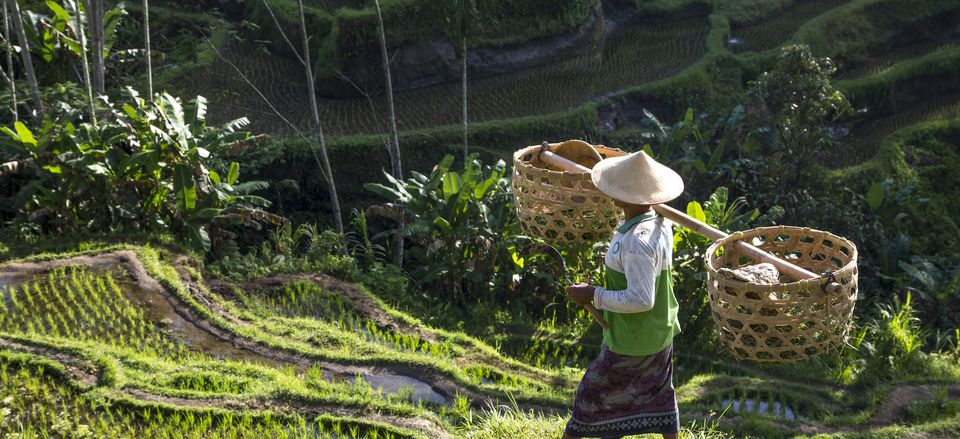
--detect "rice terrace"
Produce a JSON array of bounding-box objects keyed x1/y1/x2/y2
[{"x1": 0, "y1": 0, "x2": 959, "y2": 437}]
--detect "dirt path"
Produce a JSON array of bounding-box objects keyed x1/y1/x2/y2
[
  {"x1": 869, "y1": 383, "x2": 960, "y2": 426},
  {"x1": 0, "y1": 337, "x2": 99, "y2": 387},
  {"x1": 118, "y1": 388, "x2": 453, "y2": 439}
]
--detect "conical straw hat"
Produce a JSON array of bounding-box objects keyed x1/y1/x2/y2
[{"x1": 590, "y1": 151, "x2": 684, "y2": 205}]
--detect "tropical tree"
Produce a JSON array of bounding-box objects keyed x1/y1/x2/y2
[
  {"x1": 372, "y1": 0, "x2": 404, "y2": 265},
  {"x1": 0, "y1": 90, "x2": 279, "y2": 251},
  {"x1": 87, "y1": 0, "x2": 104, "y2": 94},
  {"x1": 452, "y1": 0, "x2": 477, "y2": 162},
  {"x1": 296, "y1": 0, "x2": 342, "y2": 235},
  {"x1": 0, "y1": 2, "x2": 20, "y2": 122},
  {"x1": 1, "y1": 1, "x2": 16, "y2": 121},
  {"x1": 748, "y1": 44, "x2": 854, "y2": 192},
  {"x1": 365, "y1": 154, "x2": 518, "y2": 303},
  {"x1": 142, "y1": 0, "x2": 151, "y2": 97},
  {"x1": 254, "y1": 0, "x2": 344, "y2": 235},
  {"x1": 71, "y1": 0, "x2": 96, "y2": 123},
  {"x1": 3, "y1": 0, "x2": 41, "y2": 118}
]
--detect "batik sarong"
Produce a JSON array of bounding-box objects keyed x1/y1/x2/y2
[{"x1": 565, "y1": 344, "x2": 679, "y2": 438}]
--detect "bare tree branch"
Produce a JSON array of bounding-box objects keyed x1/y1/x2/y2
[
  {"x1": 204, "y1": 38, "x2": 330, "y2": 184},
  {"x1": 332, "y1": 68, "x2": 390, "y2": 150},
  {"x1": 144, "y1": 0, "x2": 153, "y2": 98},
  {"x1": 5, "y1": 0, "x2": 40, "y2": 119},
  {"x1": 259, "y1": 0, "x2": 304, "y2": 66},
  {"x1": 297, "y1": 0, "x2": 343, "y2": 235}
]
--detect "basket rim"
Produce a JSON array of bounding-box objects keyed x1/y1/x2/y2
[
  {"x1": 703, "y1": 225, "x2": 858, "y2": 291},
  {"x1": 512, "y1": 144, "x2": 627, "y2": 178}
]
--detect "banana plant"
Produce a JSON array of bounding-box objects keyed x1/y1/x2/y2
[
  {"x1": 365, "y1": 154, "x2": 520, "y2": 303},
  {"x1": 0, "y1": 88, "x2": 281, "y2": 251}
]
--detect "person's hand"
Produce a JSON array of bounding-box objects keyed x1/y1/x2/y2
[{"x1": 566, "y1": 283, "x2": 595, "y2": 306}]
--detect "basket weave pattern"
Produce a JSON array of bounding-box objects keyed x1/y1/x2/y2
[
  {"x1": 705, "y1": 226, "x2": 858, "y2": 362},
  {"x1": 512, "y1": 144, "x2": 628, "y2": 245}
]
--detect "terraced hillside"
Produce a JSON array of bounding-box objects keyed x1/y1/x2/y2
[
  {"x1": 727, "y1": 0, "x2": 851, "y2": 53},
  {"x1": 1, "y1": 247, "x2": 957, "y2": 437},
  {"x1": 163, "y1": 0, "x2": 960, "y2": 159},
  {"x1": 184, "y1": 14, "x2": 710, "y2": 136}
]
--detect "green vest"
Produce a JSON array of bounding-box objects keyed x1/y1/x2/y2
[{"x1": 601, "y1": 214, "x2": 680, "y2": 356}]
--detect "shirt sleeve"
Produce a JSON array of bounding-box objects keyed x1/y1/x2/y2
[{"x1": 593, "y1": 234, "x2": 661, "y2": 313}]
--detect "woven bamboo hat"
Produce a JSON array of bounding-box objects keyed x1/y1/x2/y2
[{"x1": 591, "y1": 151, "x2": 684, "y2": 205}]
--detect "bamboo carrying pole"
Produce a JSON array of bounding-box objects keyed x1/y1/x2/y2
[{"x1": 537, "y1": 150, "x2": 843, "y2": 296}]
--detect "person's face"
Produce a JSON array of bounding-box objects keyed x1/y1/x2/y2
[{"x1": 613, "y1": 199, "x2": 651, "y2": 213}]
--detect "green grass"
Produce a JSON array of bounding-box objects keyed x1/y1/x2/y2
[
  {"x1": 0, "y1": 267, "x2": 192, "y2": 360},
  {"x1": 238, "y1": 281, "x2": 456, "y2": 359},
  {"x1": 452, "y1": 400, "x2": 737, "y2": 439},
  {"x1": 837, "y1": 45, "x2": 960, "y2": 112},
  {"x1": 0, "y1": 352, "x2": 417, "y2": 438},
  {"x1": 844, "y1": 91, "x2": 960, "y2": 167},
  {"x1": 837, "y1": 41, "x2": 960, "y2": 80},
  {"x1": 791, "y1": 0, "x2": 960, "y2": 62},
  {"x1": 826, "y1": 119, "x2": 960, "y2": 262}
]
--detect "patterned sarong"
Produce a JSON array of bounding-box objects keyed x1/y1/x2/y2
[{"x1": 565, "y1": 344, "x2": 679, "y2": 438}]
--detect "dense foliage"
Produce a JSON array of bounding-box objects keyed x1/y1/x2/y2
[
  {"x1": 0, "y1": 90, "x2": 279, "y2": 250},
  {"x1": 365, "y1": 154, "x2": 518, "y2": 304}
]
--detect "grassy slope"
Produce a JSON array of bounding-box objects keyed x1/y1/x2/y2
[
  {"x1": 1, "y1": 243, "x2": 958, "y2": 437},
  {"x1": 827, "y1": 120, "x2": 960, "y2": 258}
]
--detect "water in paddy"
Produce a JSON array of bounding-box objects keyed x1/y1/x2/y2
[
  {"x1": 360, "y1": 373, "x2": 449, "y2": 405},
  {"x1": 124, "y1": 278, "x2": 294, "y2": 369},
  {"x1": 721, "y1": 398, "x2": 806, "y2": 421},
  {"x1": 0, "y1": 274, "x2": 28, "y2": 309}
]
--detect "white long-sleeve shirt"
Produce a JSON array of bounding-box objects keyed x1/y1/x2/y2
[{"x1": 592, "y1": 212, "x2": 674, "y2": 313}]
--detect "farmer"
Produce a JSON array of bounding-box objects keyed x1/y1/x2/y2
[{"x1": 564, "y1": 150, "x2": 683, "y2": 439}]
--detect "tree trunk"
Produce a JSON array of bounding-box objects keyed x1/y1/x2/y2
[
  {"x1": 143, "y1": 0, "x2": 152, "y2": 98},
  {"x1": 5, "y1": 0, "x2": 40, "y2": 118},
  {"x1": 373, "y1": 0, "x2": 401, "y2": 179},
  {"x1": 76, "y1": 0, "x2": 96, "y2": 124},
  {"x1": 88, "y1": 0, "x2": 104, "y2": 94},
  {"x1": 297, "y1": 0, "x2": 343, "y2": 235},
  {"x1": 2, "y1": 1, "x2": 17, "y2": 121},
  {"x1": 461, "y1": 36, "x2": 468, "y2": 163},
  {"x1": 372, "y1": 0, "x2": 404, "y2": 266}
]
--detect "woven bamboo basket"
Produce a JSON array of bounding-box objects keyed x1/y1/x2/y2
[
  {"x1": 705, "y1": 226, "x2": 859, "y2": 362},
  {"x1": 512, "y1": 143, "x2": 628, "y2": 245}
]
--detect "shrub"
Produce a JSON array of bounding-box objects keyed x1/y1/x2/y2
[
  {"x1": 906, "y1": 386, "x2": 960, "y2": 424},
  {"x1": 747, "y1": 44, "x2": 854, "y2": 205},
  {"x1": 841, "y1": 292, "x2": 956, "y2": 387}
]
